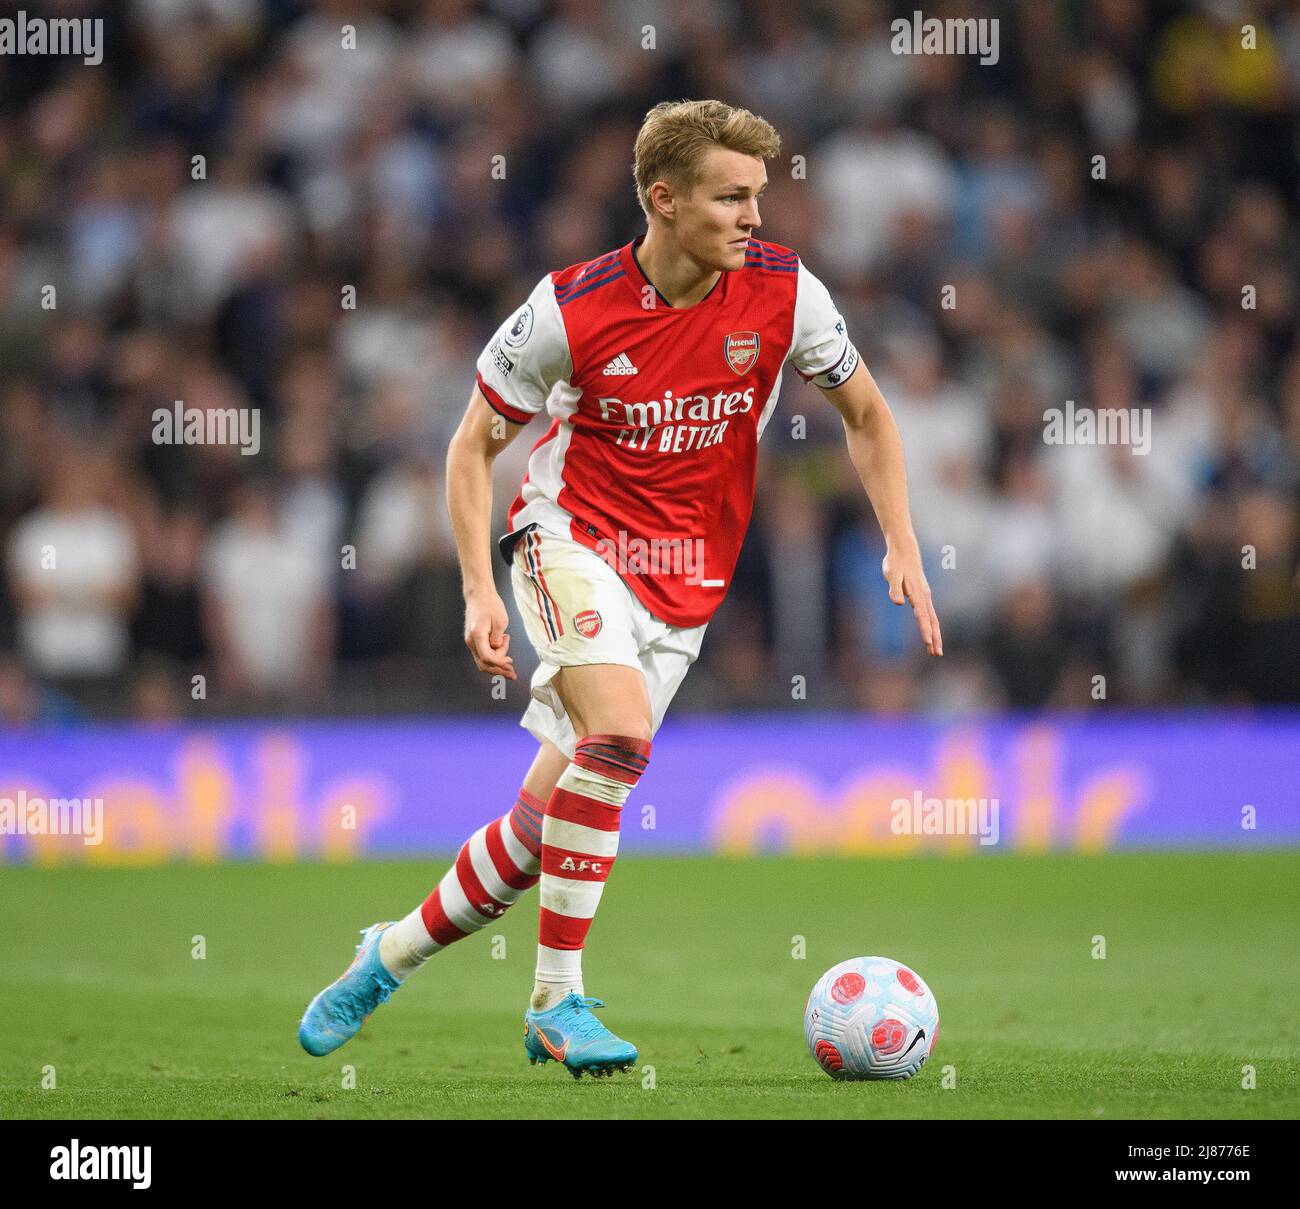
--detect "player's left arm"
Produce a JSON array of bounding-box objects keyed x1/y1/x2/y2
[{"x1": 822, "y1": 361, "x2": 943, "y2": 657}]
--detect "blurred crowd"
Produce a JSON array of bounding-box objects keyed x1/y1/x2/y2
[{"x1": 2, "y1": 0, "x2": 1299, "y2": 724}]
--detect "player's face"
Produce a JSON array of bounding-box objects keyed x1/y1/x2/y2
[{"x1": 677, "y1": 148, "x2": 767, "y2": 270}]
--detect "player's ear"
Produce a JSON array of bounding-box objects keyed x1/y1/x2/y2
[{"x1": 650, "y1": 180, "x2": 676, "y2": 220}]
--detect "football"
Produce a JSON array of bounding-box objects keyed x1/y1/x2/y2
[{"x1": 804, "y1": 957, "x2": 940, "y2": 1080}]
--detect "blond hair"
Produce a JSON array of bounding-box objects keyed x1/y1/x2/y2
[{"x1": 633, "y1": 99, "x2": 781, "y2": 221}]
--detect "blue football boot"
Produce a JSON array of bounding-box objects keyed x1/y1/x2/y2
[
  {"x1": 523, "y1": 993, "x2": 638, "y2": 1079},
  {"x1": 298, "y1": 922, "x2": 400, "y2": 1056}
]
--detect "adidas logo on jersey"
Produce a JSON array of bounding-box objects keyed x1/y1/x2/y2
[{"x1": 602, "y1": 353, "x2": 638, "y2": 376}]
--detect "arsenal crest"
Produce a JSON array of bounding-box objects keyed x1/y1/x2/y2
[
  {"x1": 574, "y1": 609, "x2": 602, "y2": 638},
  {"x1": 724, "y1": 331, "x2": 759, "y2": 375}
]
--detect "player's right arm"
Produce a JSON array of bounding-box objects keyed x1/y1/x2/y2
[
  {"x1": 447, "y1": 276, "x2": 571, "y2": 680},
  {"x1": 447, "y1": 385, "x2": 528, "y2": 679}
]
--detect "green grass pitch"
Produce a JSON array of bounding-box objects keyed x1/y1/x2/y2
[{"x1": 2, "y1": 852, "x2": 1297, "y2": 1119}]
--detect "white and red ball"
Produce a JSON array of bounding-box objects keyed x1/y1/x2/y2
[{"x1": 804, "y1": 957, "x2": 939, "y2": 1080}]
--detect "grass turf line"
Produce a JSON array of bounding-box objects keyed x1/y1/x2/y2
[{"x1": 1, "y1": 852, "x2": 1297, "y2": 1119}]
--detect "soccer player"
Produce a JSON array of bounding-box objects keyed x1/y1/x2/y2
[{"x1": 299, "y1": 99, "x2": 942, "y2": 1077}]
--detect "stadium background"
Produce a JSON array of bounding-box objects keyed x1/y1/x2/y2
[
  {"x1": 2, "y1": 0, "x2": 1298, "y2": 1124},
  {"x1": 3, "y1": 0, "x2": 1300, "y2": 723},
  {"x1": 3, "y1": 0, "x2": 1298, "y2": 860}
]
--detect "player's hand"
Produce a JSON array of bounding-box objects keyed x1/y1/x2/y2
[
  {"x1": 882, "y1": 540, "x2": 943, "y2": 657},
  {"x1": 463, "y1": 590, "x2": 517, "y2": 680}
]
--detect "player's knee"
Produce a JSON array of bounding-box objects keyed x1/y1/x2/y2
[
  {"x1": 573, "y1": 714, "x2": 652, "y2": 747},
  {"x1": 524, "y1": 740, "x2": 570, "y2": 800}
]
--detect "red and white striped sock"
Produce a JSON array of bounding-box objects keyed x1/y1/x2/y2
[
  {"x1": 379, "y1": 788, "x2": 544, "y2": 980},
  {"x1": 532, "y1": 734, "x2": 651, "y2": 1011}
]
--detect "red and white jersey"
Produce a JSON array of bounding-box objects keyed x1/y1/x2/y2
[{"x1": 475, "y1": 234, "x2": 857, "y2": 628}]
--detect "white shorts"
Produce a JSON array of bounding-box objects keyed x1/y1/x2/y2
[{"x1": 508, "y1": 523, "x2": 707, "y2": 760}]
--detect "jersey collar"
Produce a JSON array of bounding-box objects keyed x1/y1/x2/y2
[{"x1": 619, "y1": 234, "x2": 726, "y2": 312}]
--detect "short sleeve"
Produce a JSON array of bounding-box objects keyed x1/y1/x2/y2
[
  {"x1": 787, "y1": 261, "x2": 860, "y2": 390},
  {"x1": 475, "y1": 275, "x2": 572, "y2": 423}
]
